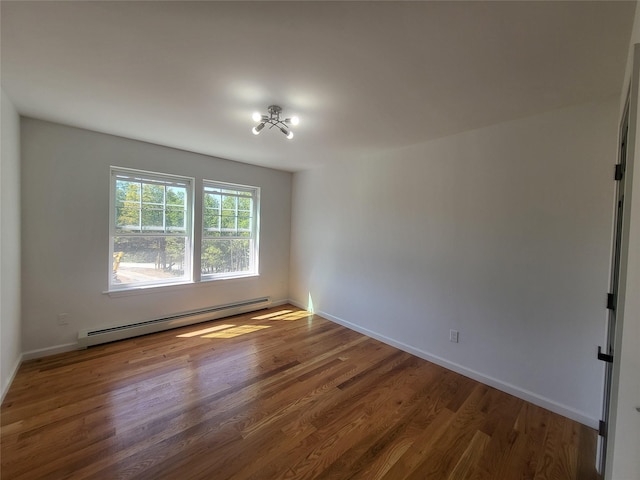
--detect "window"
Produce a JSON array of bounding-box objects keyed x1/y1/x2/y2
[
  {"x1": 202, "y1": 181, "x2": 259, "y2": 280},
  {"x1": 110, "y1": 168, "x2": 192, "y2": 290},
  {"x1": 109, "y1": 168, "x2": 260, "y2": 292}
]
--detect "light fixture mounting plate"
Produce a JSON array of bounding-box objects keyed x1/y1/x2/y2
[{"x1": 268, "y1": 105, "x2": 283, "y2": 116}]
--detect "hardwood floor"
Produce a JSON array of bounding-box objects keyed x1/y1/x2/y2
[{"x1": 1, "y1": 305, "x2": 599, "y2": 480}]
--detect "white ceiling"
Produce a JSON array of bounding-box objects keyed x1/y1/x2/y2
[{"x1": 1, "y1": 1, "x2": 635, "y2": 172}]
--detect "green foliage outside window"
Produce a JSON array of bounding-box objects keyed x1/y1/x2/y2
[
  {"x1": 114, "y1": 178, "x2": 188, "y2": 275},
  {"x1": 202, "y1": 186, "x2": 256, "y2": 276},
  {"x1": 110, "y1": 169, "x2": 258, "y2": 289}
]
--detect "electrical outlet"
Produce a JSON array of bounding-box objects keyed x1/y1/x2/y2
[
  {"x1": 449, "y1": 329, "x2": 459, "y2": 343},
  {"x1": 57, "y1": 313, "x2": 69, "y2": 326}
]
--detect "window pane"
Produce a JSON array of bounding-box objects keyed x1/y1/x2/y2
[
  {"x1": 203, "y1": 213, "x2": 220, "y2": 235},
  {"x1": 115, "y1": 207, "x2": 140, "y2": 233},
  {"x1": 142, "y1": 183, "x2": 164, "y2": 204},
  {"x1": 238, "y1": 214, "x2": 251, "y2": 231},
  {"x1": 116, "y1": 180, "x2": 140, "y2": 205},
  {"x1": 141, "y1": 208, "x2": 164, "y2": 232},
  {"x1": 112, "y1": 236, "x2": 187, "y2": 286},
  {"x1": 204, "y1": 193, "x2": 221, "y2": 210},
  {"x1": 167, "y1": 186, "x2": 185, "y2": 207},
  {"x1": 166, "y1": 210, "x2": 186, "y2": 231},
  {"x1": 220, "y1": 214, "x2": 236, "y2": 232},
  {"x1": 201, "y1": 239, "x2": 251, "y2": 275},
  {"x1": 238, "y1": 197, "x2": 251, "y2": 211}
]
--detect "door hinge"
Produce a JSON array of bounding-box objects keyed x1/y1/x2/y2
[
  {"x1": 598, "y1": 346, "x2": 614, "y2": 363},
  {"x1": 607, "y1": 293, "x2": 616, "y2": 310},
  {"x1": 615, "y1": 164, "x2": 624, "y2": 181},
  {"x1": 599, "y1": 420, "x2": 607, "y2": 437}
]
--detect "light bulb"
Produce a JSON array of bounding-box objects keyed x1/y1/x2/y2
[
  {"x1": 252, "y1": 112, "x2": 262, "y2": 123},
  {"x1": 290, "y1": 116, "x2": 299, "y2": 126},
  {"x1": 286, "y1": 131, "x2": 294, "y2": 140},
  {"x1": 252, "y1": 123, "x2": 265, "y2": 135}
]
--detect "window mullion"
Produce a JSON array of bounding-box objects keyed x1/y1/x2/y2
[
  {"x1": 137, "y1": 181, "x2": 142, "y2": 232},
  {"x1": 234, "y1": 196, "x2": 238, "y2": 232},
  {"x1": 162, "y1": 186, "x2": 166, "y2": 233},
  {"x1": 192, "y1": 177, "x2": 202, "y2": 283}
]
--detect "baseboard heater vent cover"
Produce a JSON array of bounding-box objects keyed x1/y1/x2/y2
[{"x1": 78, "y1": 297, "x2": 271, "y2": 348}]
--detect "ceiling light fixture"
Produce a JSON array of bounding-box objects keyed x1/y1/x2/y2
[{"x1": 251, "y1": 105, "x2": 298, "y2": 140}]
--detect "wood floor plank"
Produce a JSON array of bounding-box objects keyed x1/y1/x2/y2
[
  {"x1": 379, "y1": 407, "x2": 457, "y2": 480},
  {"x1": 406, "y1": 384, "x2": 491, "y2": 480},
  {"x1": 447, "y1": 429, "x2": 491, "y2": 480},
  {"x1": 1, "y1": 305, "x2": 600, "y2": 480}
]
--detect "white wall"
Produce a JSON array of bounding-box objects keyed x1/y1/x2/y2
[
  {"x1": 290, "y1": 98, "x2": 619, "y2": 427},
  {"x1": 20, "y1": 118, "x2": 291, "y2": 355},
  {"x1": 606, "y1": 2, "x2": 640, "y2": 477},
  {"x1": 1, "y1": 89, "x2": 22, "y2": 400}
]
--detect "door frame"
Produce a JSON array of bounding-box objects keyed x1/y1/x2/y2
[{"x1": 602, "y1": 43, "x2": 640, "y2": 479}]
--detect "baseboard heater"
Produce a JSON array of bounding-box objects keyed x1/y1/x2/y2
[{"x1": 77, "y1": 297, "x2": 271, "y2": 348}]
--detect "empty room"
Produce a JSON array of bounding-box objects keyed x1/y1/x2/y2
[{"x1": 1, "y1": 1, "x2": 639, "y2": 479}]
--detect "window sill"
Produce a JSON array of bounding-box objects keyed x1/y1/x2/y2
[
  {"x1": 201, "y1": 272, "x2": 259, "y2": 283},
  {"x1": 104, "y1": 273, "x2": 260, "y2": 297},
  {"x1": 104, "y1": 281, "x2": 195, "y2": 297}
]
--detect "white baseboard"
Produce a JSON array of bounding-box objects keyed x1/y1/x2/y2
[
  {"x1": 313, "y1": 308, "x2": 599, "y2": 429},
  {"x1": 22, "y1": 343, "x2": 80, "y2": 361},
  {"x1": 1, "y1": 353, "x2": 23, "y2": 404}
]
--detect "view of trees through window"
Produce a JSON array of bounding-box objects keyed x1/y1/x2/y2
[
  {"x1": 112, "y1": 172, "x2": 190, "y2": 287},
  {"x1": 110, "y1": 168, "x2": 259, "y2": 290},
  {"x1": 202, "y1": 184, "x2": 256, "y2": 277}
]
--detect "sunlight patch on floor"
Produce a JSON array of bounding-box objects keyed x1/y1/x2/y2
[
  {"x1": 252, "y1": 310, "x2": 311, "y2": 321},
  {"x1": 177, "y1": 324, "x2": 236, "y2": 338},
  {"x1": 202, "y1": 325, "x2": 271, "y2": 338},
  {"x1": 252, "y1": 310, "x2": 293, "y2": 320},
  {"x1": 177, "y1": 309, "x2": 310, "y2": 340},
  {"x1": 268, "y1": 311, "x2": 312, "y2": 321}
]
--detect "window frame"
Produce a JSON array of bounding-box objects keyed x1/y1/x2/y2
[
  {"x1": 109, "y1": 167, "x2": 194, "y2": 291},
  {"x1": 201, "y1": 179, "x2": 260, "y2": 281}
]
